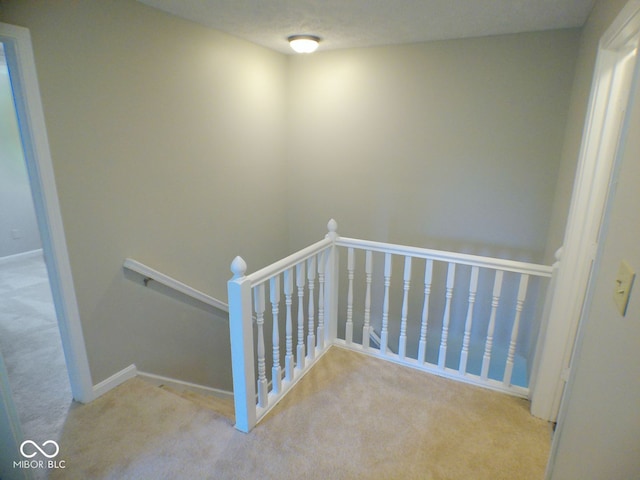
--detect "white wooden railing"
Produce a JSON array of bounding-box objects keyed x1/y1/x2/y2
[{"x1": 228, "y1": 220, "x2": 554, "y2": 433}]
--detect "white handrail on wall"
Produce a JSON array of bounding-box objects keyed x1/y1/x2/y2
[{"x1": 123, "y1": 258, "x2": 229, "y2": 313}]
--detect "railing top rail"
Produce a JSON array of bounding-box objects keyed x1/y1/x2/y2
[
  {"x1": 246, "y1": 237, "x2": 333, "y2": 285},
  {"x1": 124, "y1": 258, "x2": 229, "y2": 312},
  {"x1": 336, "y1": 237, "x2": 553, "y2": 278}
]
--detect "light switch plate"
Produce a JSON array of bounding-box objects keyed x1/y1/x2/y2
[{"x1": 614, "y1": 261, "x2": 635, "y2": 316}]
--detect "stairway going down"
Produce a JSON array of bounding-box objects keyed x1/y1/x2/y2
[{"x1": 151, "y1": 383, "x2": 235, "y2": 424}]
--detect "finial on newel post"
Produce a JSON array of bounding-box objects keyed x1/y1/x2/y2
[
  {"x1": 230, "y1": 256, "x2": 247, "y2": 280},
  {"x1": 326, "y1": 218, "x2": 338, "y2": 241}
]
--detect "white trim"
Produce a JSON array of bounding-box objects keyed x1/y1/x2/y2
[
  {"x1": 368, "y1": 329, "x2": 383, "y2": 349},
  {"x1": 545, "y1": 1, "x2": 640, "y2": 477},
  {"x1": 0, "y1": 22, "x2": 94, "y2": 403},
  {"x1": 531, "y1": 0, "x2": 640, "y2": 422},
  {"x1": 247, "y1": 237, "x2": 333, "y2": 284},
  {"x1": 337, "y1": 237, "x2": 553, "y2": 277},
  {"x1": 0, "y1": 348, "x2": 28, "y2": 480},
  {"x1": 123, "y1": 258, "x2": 229, "y2": 312},
  {"x1": 333, "y1": 341, "x2": 530, "y2": 398},
  {"x1": 92, "y1": 365, "x2": 137, "y2": 399},
  {"x1": 0, "y1": 248, "x2": 42, "y2": 265},
  {"x1": 137, "y1": 371, "x2": 234, "y2": 400}
]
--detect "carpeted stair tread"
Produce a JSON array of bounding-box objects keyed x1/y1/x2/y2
[
  {"x1": 158, "y1": 384, "x2": 235, "y2": 422},
  {"x1": 177, "y1": 390, "x2": 235, "y2": 422}
]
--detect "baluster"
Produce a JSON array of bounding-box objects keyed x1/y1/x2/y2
[
  {"x1": 345, "y1": 248, "x2": 355, "y2": 345},
  {"x1": 418, "y1": 259, "x2": 433, "y2": 364},
  {"x1": 283, "y1": 268, "x2": 294, "y2": 382},
  {"x1": 398, "y1": 256, "x2": 412, "y2": 359},
  {"x1": 503, "y1": 274, "x2": 530, "y2": 386},
  {"x1": 362, "y1": 250, "x2": 373, "y2": 349},
  {"x1": 270, "y1": 276, "x2": 282, "y2": 395},
  {"x1": 295, "y1": 262, "x2": 306, "y2": 370},
  {"x1": 254, "y1": 284, "x2": 268, "y2": 408},
  {"x1": 307, "y1": 256, "x2": 316, "y2": 359},
  {"x1": 317, "y1": 251, "x2": 325, "y2": 350},
  {"x1": 481, "y1": 270, "x2": 504, "y2": 380},
  {"x1": 459, "y1": 266, "x2": 479, "y2": 375},
  {"x1": 438, "y1": 263, "x2": 456, "y2": 369},
  {"x1": 380, "y1": 253, "x2": 392, "y2": 354}
]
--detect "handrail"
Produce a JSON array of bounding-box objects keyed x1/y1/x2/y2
[
  {"x1": 246, "y1": 237, "x2": 333, "y2": 285},
  {"x1": 336, "y1": 237, "x2": 553, "y2": 277},
  {"x1": 228, "y1": 220, "x2": 559, "y2": 432},
  {"x1": 123, "y1": 258, "x2": 229, "y2": 313}
]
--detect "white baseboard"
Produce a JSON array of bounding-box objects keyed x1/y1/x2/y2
[
  {"x1": 137, "y1": 371, "x2": 233, "y2": 400},
  {"x1": 92, "y1": 364, "x2": 138, "y2": 399},
  {"x1": 0, "y1": 248, "x2": 43, "y2": 265}
]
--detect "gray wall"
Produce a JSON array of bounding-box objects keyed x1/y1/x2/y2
[
  {"x1": 287, "y1": 30, "x2": 580, "y2": 264},
  {"x1": 543, "y1": 0, "x2": 629, "y2": 262},
  {"x1": 0, "y1": 54, "x2": 41, "y2": 258},
  {"x1": 550, "y1": 38, "x2": 640, "y2": 480},
  {"x1": 1, "y1": 0, "x2": 289, "y2": 389},
  {"x1": 548, "y1": 0, "x2": 640, "y2": 477},
  {"x1": 0, "y1": 0, "x2": 582, "y2": 392},
  {"x1": 286, "y1": 32, "x2": 580, "y2": 378}
]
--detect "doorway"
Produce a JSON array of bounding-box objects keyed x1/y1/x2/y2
[
  {"x1": 531, "y1": 0, "x2": 640, "y2": 422},
  {"x1": 0, "y1": 21, "x2": 94, "y2": 478},
  {"x1": 0, "y1": 39, "x2": 73, "y2": 445}
]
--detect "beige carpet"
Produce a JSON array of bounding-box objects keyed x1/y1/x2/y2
[
  {"x1": 51, "y1": 347, "x2": 551, "y2": 479},
  {"x1": 0, "y1": 253, "x2": 72, "y2": 480}
]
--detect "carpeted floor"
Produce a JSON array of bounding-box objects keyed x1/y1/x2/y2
[
  {"x1": 0, "y1": 252, "x2": 72, "y2": 452},
  {"x1": 51, "y1": 347, "x2": 552, "y2": 479}
]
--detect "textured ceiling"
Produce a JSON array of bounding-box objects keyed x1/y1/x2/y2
[{"x1": 138, "y1": 0, "x2": 595, "y2": 54}]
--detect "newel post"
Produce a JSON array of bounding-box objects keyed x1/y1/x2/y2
[
  {"x1": 227, "y1": 256, "x2": 256, "y2": 433},
  {"x1": 324, "y1": 219, "x2": 340, "y2": 345},
  {"x1": 530, "y1": 247, "x2": 562, "y2": 419}
]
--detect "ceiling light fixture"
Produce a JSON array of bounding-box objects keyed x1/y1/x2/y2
[{"x1": 288, "y1": 35, "x2": 321, "y2": 54}]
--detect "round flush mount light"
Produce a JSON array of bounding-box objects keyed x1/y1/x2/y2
[{"x1": 288, "y1": 35, "x2": 321, "y2": 54}]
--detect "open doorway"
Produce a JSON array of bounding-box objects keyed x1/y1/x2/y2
[
  {"x1": 0, "y1": 40, "x2": 72, "y2": 445},
  {"x1": 531, "y1": 0, "x2": 640, "y2": 422},
  {"x1": 0, "y1": 21, "x2": 94, "y2": 477}
]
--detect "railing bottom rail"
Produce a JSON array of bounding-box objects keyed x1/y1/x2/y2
[
  {"x1": 332, "y1": 341, "x2": 529, "y2": 398},
  {"x1": 228, "y1": 220, "x2": 554, "y2": 432}
]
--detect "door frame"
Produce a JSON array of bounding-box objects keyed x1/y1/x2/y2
[
  {"x1": 0, "y1": 23, "x2": 94, "y2": 404},
  {"x1": 531, "y1": 0, "x2": 640, "y2": 421},
  {"x1": 0, "y1": 351, "x2": 27, "y2": 479}
]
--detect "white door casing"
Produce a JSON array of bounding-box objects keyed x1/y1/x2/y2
[
  {"x1": 530, "y1": 0, "x2": 640, "y2": 421},
  {"x1": 0, "y1": 23, "x2": 94, "y2": 403}
]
